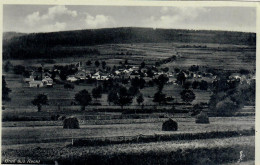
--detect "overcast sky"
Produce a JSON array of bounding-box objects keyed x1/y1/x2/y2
[{"x1": 3, "y1": 5, "x2": 256, "y2": 33}]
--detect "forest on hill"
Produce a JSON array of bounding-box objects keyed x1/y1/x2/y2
[{"x1": 3, "y1": 27, "x2": 256, "y2": 59}]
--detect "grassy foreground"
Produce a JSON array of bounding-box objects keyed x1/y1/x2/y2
[{"x1": 2, "y1": 136, "x2": 254, "y2": 164}]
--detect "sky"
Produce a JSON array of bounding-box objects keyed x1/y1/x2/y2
[{"x1": 3, "y1": 5, "x2": 256, "y2": 33}]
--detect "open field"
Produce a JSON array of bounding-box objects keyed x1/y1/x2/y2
[
  {"x1": 2, "y1": 134, "x2": 254, "y2": 164},
  {"x1": 2, "y1": 116, "x2": 254, "y2": 145},
  {"x1": 2, "y1": 115, "x2": 255, "y2": 164}
]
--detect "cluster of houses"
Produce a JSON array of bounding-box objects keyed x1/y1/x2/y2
[
  {"x1": 24, "y1": 75, "x2": 53, "y2": 88},
  {"x1": 24, "y1": 61, "x2": 255, "y2": 88}
]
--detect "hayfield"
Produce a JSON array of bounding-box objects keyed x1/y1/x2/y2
[{"x1": 2, "y1": 116, "x2": 254, "y2": 145}]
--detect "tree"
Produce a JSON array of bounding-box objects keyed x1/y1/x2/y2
[
  {"x1": 3, "y1": 61, "x2": 12, "y2": 72},
  {"x1": 174, "y1": 68, "x2": 180, "y2": 73},
  {"x1": 92, "y1": 86, "x2": 102, "y2": 100},
  {"x1": 199, "y1": 80, "x2": 208, "y2": 90},
  {"x1": 114, "y1": 86, "x2": 133, "y2": 109},
  {"x1": 13, "y1": 65, "x2": 25, "y2": 75},
  {"x1": 102, "y1": 61, "x2": 106, "y2": 69},
  {"x1": 75, "y1": 90, "x2": 92, "y2": 111},
  {"x1": 147, "y1": 68, "x2": 154, "y2": 78},
  {"x1": 189, "y1": 65, "x2": 199, "y2": 72},
  {"x1": 136, "y1": 93, "x2": 144, "y2": 105},
  {"x1": 162, "y1": 67, "x2": 169, "y2": 73},
  {"x1": 180, "y1": 89, "x2": 196, "y2": 103},
  {"x1": 2, "y1": 76, "x2": 11, "y2": 101},
  {"x1": 128, "y1": 86, "x2": 140, "y2": 96},
  {"x1": 124, "y1": 59, "x2": 128, "y2": 65},
  {"x1": 107, "y1": 90, "x2": 118, "y2": 105},
  {"x1": 32, "y1": 94, "x2": 48, "y2": 112},
  {"x1": 192, "y1": 81, "x2": 200, "y2": 89},
  {"x1": 86, "y1": 60, "x2": 92, "y2": 66},
  {"x1": 183, "y1": 81, "x2": 191, "y2": 89},
  {"x1": 153, "y1": 91, "x2": 166, "y2": 105},
  {"x1": 140, "y1": 61, "x2": 145, "y2": 69},
  {"x1": 95, "y1": 60, "x2": 100, "y2": 68},
  {"x1": 154, "y1": 74, "x2": 169, "y2": 91},
  {"x1": 176, "y1": 71, "x2": 186, "y2": 85}
]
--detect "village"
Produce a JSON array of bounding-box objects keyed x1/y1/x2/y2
[{"x1": 22, "y1": 59, "x2": 255, "y2": 91}]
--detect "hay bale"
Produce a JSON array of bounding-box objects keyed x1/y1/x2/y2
[
  {"x1": 63, "y1": 116, "x2": 80, "y2": 129},
  {"x1": 162, "y1": 118, "x2": 178, "y2": 131},
  {"x1": 195, "y1": 111, "x2": 210, "y2": 124}
]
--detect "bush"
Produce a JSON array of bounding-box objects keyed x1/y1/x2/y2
[
  {"x1": 162, "y1": 118, "x2": 178, "y2": 131},
  {"x1": 214, "y1": 98, "x2": 239, "y2": 117},
  {"x1": 63, "y1": 117, "x2": 80, "y2": 129},
  {"x1": 195, "y1": 111, "x2": 210, "y2": 124}
]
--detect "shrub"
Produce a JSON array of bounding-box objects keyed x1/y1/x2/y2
[
  {"x1": 162, "y1": 118, "x2": 178, "y2": 131},
  {"x1": 63, "y1": 117, "x2": 80, "y2": 129},
  {"x1": 214, "y1": 98, "x2": 239, "y2": 117},
  {"x1": 195, "y1": 111, "x2": 210, "y2": 124}
]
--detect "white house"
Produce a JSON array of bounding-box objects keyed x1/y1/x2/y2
[
  {"x1": 92, "y1": 72, "x2": 101, "y2": 80},
  {"x1": 42, "y1": 76, "x2": 53, "y2": 86},
  {"x1": 67, "y1": 76, "x2": 78, "y2": 82}
]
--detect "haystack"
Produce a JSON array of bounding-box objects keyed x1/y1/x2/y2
[
  {"x1": 63, "y1": 116, "x2": 80, "y2": 129},
  {"x1": 162, "y1": 118, "x2": 178, "y2": 131},
  {"x1": 195, "y1": 111, "x2": 210, "y2": 124}
]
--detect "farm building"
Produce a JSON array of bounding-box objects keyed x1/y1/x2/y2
[
  {"x1": 75, "y1": 70, "x2": 88, "y2": 80},
  {"x1": 92, "y1": 72, "x2": 101, "y2": 80},
  {"x1": 67, "y1": 76, "x2": 78, "y2": 82},
  {"x1": 29, "y1": 80, "x2": 44, "y2": 88},
  {"x1": 42, "y1": 76, "x2": 53, "y2": 86}
]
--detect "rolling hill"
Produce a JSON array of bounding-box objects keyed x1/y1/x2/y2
[{"x1": 3, "y1": 27, "x2": 256, "y2": 59}]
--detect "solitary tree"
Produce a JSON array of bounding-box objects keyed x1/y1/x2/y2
[
  {"x1": 2, "y1": 76, "x2": 11, "y2": 101},
  {"x1": 153, "y1": 91, "x2": 166, "y2": 105},
  {"x1": 75, "y1": 90, "x2": 92, "y2": 111},
  {"x1": 92, "y1": 86, "x2": 102, "y2": 100},
  {"x1": 180, "y1": 89, "x2": 196, "y2": 104},
  {"x1": 136, "y1": 93, "x2": 144, "y2": 106},
  {"x1": 114, "y1": 86, "x2": 133, "y2": 109},
  {"x1": 107, "y1": 90, "x2": 118, "y2": 105},
  {"x1": 32, "y1": 94, "x2": 48, "y2": 112},
  {"x1": 140, "y1": 61, "x2": 145, "y2": 69},
  {"x1": 154, "y1": 74, "x2": 169, "y2": 91},
  {"x1": 102, "y1": 61, "x2": 106, "y2": 70},
  {"x1": 86, "y1": 60, "x2": 92, "y2": 66},
  {"x1": 176, "y1": 71, "x2": 186, "y2": 85},
  {"x1": 95, "y1": 60, "x2": 100, "y2": 68},
  {"x1": 199, "y1": 80, "x2": 208, "y2": 90}
]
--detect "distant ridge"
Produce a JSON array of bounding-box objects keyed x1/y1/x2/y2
[
  {"x1": 3, "y1": 27, "x2": 256, "y2": 59},
  {"x1": 3, "y1": 32, "x2": 27, "y2": 41}
]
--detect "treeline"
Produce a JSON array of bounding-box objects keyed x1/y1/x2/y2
[
  {"x1": 3, "y1": 27, "x2": 256, "y2": 59},
  {"x1": 3, "y1": 46, "x2": 100, "y2": 59}
]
